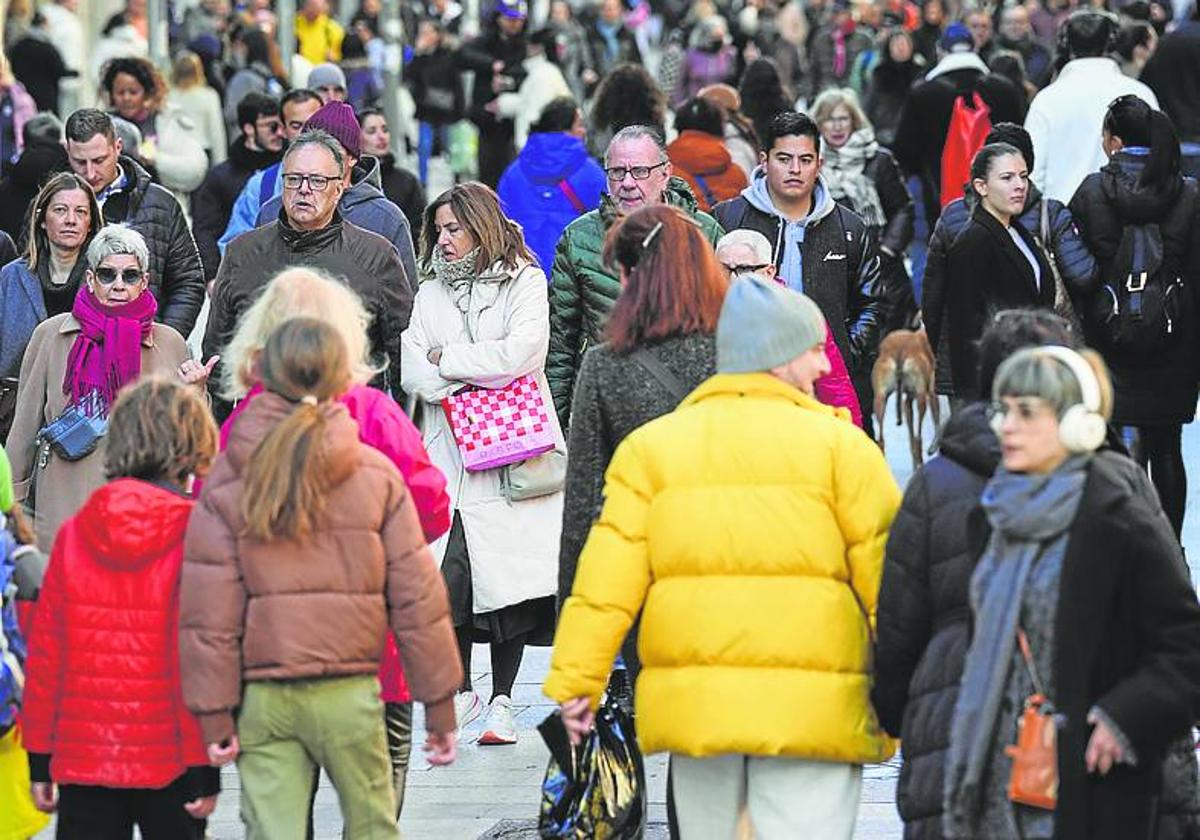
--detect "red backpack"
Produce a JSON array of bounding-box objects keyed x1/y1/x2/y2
[{"x1": 940, "y1": 91, "x2": 992, "y2": 208}]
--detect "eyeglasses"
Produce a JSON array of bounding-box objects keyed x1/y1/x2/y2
[
  {"x1": 822, "y1": 115, "x2": 853, "y2": 126},
  {"x1": 722, "y1": 262, "x2": 771, "y2": 276},
  {"x1": 93, "y1": 266, "x2": 142, "y2": 285},
  {"x1": 256, "y1": 119, "x2": 283, "y2": 133},
  {"x1": 604, "y1": 161, "x2": 668, "y2": 183},
  {"x1": 282, "y1": 172, "x2": 337, "y2": 192},
  {"x1": 986, "y1": 398, "x2": 1053, "y2": 424}
]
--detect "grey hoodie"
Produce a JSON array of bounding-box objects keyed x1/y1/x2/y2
[{"x1": 742, "y1": 169, "x2": 837, "y2": 292}]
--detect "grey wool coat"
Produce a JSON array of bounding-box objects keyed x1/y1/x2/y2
[{"x1": 557, "y1": 332, "x2": 717, "y2": 673}]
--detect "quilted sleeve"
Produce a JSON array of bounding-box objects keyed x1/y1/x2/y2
[
  {"x1": 18, "y1": 532, "x2": 68, "y2": 756},
  {"x1": 379, "y1": 470, "x2": 461, "y2": 735},
  {"x1": 547, "y1": 228, "x2": 584, "y2": 429},
  {"x1": 179, "y1": 483, "x2": 246, "y2": 746}
]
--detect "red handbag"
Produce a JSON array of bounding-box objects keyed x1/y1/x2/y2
[{"x1": 1005, "y1": 628, "x2": 1058, "y2": 810}]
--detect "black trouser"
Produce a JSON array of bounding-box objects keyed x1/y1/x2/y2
[
  {"x1": 55, "y1": 777, "x2": 206, "y2": 840},
  {"x1": 476, "y1": 124, "x2": 516, "y2": 188},
  {"x1": 1124, "y1": 423, "x2": 1187, "y2": 538}
]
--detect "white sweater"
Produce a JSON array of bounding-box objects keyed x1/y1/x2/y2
[{"x1": 1025, "y1": 57, "x2": 1159, "y2": 204}]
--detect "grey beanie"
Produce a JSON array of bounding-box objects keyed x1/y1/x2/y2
[
  {"x1": 307, "y1": 62, "x2": 347, "y2": 91},
  {"x1": 716, "y1": 276, "x2": 827, "y2": 373}
]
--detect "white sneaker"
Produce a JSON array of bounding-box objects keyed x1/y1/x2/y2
[
  {"x1": 478, "y1": 695, "x2": 518, "y2": 745},
  {"x1": 454, "y1": 690, "x2": 483, "y2": 735}
]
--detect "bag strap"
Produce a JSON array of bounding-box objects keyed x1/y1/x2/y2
[
  {"x1": 1016, "y1": 627, "x2": 1046, "y2": 698},
  {"x1": 631, "y1": 348, "x2": 689, "y2": 403},
  {"x1": 556, "y1": 178, "x2": 587, "y2": 214},
  {"x1": 692, "y1": 172, "x2": 717, "y2": 208}
]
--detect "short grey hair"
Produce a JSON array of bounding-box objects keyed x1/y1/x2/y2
[
  {"x1": 283, "y1": 128, "x2": 345, "y2": 176},
  {"x1": 605, "y1": 124, "x2": 667, "y2": 164},
  {"x1": 992, "y1": 346, "x2": 1112, "y2": 421},
  {"x1": 87, "y1": 224, "x2": 149, "y2": 273},
  {"x1": 716, "y1": 229, "x2": 772, "y2": 263}
]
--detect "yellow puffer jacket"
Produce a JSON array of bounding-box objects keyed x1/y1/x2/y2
[{"x1": 545, "y1": 372, "x2": 901, "y2": 763}]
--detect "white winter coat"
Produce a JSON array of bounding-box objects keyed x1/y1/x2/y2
[{"x1": 400, "y1": 260, "x2": 563, "y2": 614}]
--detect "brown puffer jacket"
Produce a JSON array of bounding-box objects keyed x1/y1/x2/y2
[{"x1": 180, "y1": 393, "x2": 461, "y2": 744}]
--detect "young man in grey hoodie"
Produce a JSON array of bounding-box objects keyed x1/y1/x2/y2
[{"x1": 713, "y1": 110, "x2": 883, "y2": 435}]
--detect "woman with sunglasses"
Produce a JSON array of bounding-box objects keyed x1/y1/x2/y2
[
  {"x1": 1067, "y1": 96, "x2": 1200, "y2": 540},
  {"x1": 4, "y1": 225, "x2": 205, "y2": 551}
]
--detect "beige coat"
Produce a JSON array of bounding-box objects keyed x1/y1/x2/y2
[
  {"x1": 4, "y1": 313, "x2": 190, "y2": 550},
  {"x1": 400, "y1": 261, "x2": 564, "y2": 614}
]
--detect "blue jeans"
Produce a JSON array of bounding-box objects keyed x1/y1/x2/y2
[{"x1": 418, "y1": 122, "x2": 451, "y2": 186}]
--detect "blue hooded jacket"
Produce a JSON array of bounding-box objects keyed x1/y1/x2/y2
[{"x1": 497, "y1": 132, "x2": 606, "y2": 274}]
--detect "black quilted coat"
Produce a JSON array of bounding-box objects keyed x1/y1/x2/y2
[
  {"x1": 104, "y1": 156, "x2": 206, "y2": 336},
  {"x1": 872, "y1": 401, "x2": 1000, "y2": 839}
]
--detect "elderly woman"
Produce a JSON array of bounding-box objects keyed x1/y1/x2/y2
[
  {"x1": 812, "y1": 88, "x2": 915, "y2": 332},
  {"x1": 0, "y1": 174, "x2": 102, "y2": 381},
  {"x1": 4, "y1": 225, "x2": 197, "y2": 550},
  {"x1": 217, "y1": 266, "x2": 449, "y2": 822},
  {"x1": 943, "y1": 345, "x2": 1200, "y2": 840},
  {"x1": 401, "y1": 181, "x2": 562, "y2": 747}
]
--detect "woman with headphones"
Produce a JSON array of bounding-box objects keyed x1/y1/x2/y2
[{"x1": 942, "y1": 345, "x2": 1200, "y2": 840}]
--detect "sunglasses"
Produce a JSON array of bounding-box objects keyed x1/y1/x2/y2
[{"x1": 93, "y1": 266, "x2": 143, "y2": 285}]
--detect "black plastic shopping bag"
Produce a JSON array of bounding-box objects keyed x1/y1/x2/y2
[{"x1": 537, "y1": 700, "x2": 646, "y2": 839}]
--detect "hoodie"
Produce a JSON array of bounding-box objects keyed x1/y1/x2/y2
[
  {"x1": 742, "y1": 169, "x2": 837, "y2": 292},
  {"x1": 20, "y1": 479, "x2": 216, "y2": 794},
  {"x1": 497, "y1": 131, "x2": 606, "y2": 274}
]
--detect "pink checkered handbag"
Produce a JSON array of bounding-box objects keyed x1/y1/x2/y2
[{"x1": 442, "y1": 374, "x2": 557, "y2": 471}]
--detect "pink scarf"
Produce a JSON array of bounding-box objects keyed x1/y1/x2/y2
[{"x1": 64, "y1": 285, "x2": 158, "y2": 410}]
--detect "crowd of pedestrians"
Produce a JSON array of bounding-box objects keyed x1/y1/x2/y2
[{"x1": 2, "y1": 0, "x2": 1200, "y2": 837}]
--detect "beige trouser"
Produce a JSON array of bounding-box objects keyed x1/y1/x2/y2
[{"x1": 671, "y1": 753, "x2": 863, "y2": 840}]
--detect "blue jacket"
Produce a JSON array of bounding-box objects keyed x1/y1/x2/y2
[
  {"x1": 0, "y1": 258, "x2": 45, "y2": 379},
  {"x1": 497, "y1": 132, "x2": 606, "y2": 274},
  {"x1": 257, "y1": 157, "x2": 418, "y2": 292},
  {"x1": 218, "y1": 162, "x2": 282, "y2": 255},
  {"x1": 922, "y1": 188, "x2": 1096, "y2": 396}
]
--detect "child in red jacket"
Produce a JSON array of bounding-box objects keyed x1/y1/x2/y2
[{"x1": 21, "y1": 378, "x2": 221, "y2": 839}]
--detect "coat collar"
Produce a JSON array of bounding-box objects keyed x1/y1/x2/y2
[
  {"x1": 971, "y1": 203, "x2": 1043, "y2": 295},
  {"x1": 683, "y1": 371, "x2": 853, "y2": 422}
]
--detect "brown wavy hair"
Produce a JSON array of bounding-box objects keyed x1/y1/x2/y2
[
  {"x1": 602, "y1": 205, "x2": 729, "y2": 353},
  {"x1": 417, "y1": 181, "x2": 535, "y2": 278},
  {"x1": 104, "y1": 377, "x2": 218, "y2": 485},
  {"x1": 241, "y1": 318, "x2": 351, "y2": 541}
]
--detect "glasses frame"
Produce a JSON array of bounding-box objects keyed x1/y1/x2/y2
[
  {"x1": 722, "y1": 262, "x2": 771, "y2": 276},
  {"x1": 604, "y1": 160, "x2": 668, "y2": 183},
  {"x1": 282, "y1": 172, "x2": 338, "y2": 192},
  {"x1": 92, "y1": 266, "x2": 144, "y2": 286}
]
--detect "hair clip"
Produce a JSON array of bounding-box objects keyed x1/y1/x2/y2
[
  {"x1": 641, "y1": 221, "x2": 664, "y2": 249},
  {"x1": 300, "y1": 395, "x2": 319, "y2": 406}
]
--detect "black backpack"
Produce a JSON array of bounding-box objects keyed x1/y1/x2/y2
[{"x1": 1087, "y1": 221, "x2": 1183, "y2": 355}]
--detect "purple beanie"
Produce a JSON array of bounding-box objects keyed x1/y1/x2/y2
[{"x1": 304, "y1": 101, "x2": 362, "y2": 159}]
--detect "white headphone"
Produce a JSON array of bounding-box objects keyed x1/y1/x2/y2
[{"x1": 990, "y1": 345, "x2": 1107, "y2": 454}]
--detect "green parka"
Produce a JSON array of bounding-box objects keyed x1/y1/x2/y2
[{"x1": 547, "y1": 177, "x2": 723, "y2": 428}]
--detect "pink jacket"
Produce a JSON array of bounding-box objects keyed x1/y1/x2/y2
[
  {"x1": 220, "y1": 384, "x2": 451, "y2": 703},
  {"x1": 815, "y1": 322, "x2": 863, "y2": 427}
]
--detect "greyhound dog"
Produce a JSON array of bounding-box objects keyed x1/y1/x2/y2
[{"x1": 871, "y1": 328, "x2": 940, "y2": 469}]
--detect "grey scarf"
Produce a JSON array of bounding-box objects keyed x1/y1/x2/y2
[
  {"x1": 821, "y1": 127, "x2": 887, "y2": 229},
  {"x1": 943, "y1": 455, "x2": 1091, "y2": 839}
]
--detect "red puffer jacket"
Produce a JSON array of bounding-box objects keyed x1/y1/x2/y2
[{"x1": 21, "y1": 479, "x2": 209, "y2": 788}]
